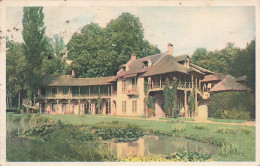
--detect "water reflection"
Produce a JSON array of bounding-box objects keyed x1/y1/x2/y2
[{"x1": 108, "y1": 135, "x2": 219, "y2": 159}]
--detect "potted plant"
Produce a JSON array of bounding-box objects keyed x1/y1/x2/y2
[{"x1": 145, "y1": 96, "x2": 155, "y2": 117}]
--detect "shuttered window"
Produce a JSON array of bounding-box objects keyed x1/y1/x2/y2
[
  {"x1": 122, "y1": 101, "x2": 126, "y2": 113},
  {"x1": 132, "y1": 100, "x2": 137, "y2": 113}
]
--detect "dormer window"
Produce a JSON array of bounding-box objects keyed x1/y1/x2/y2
[
  {"x1": 144, "y1": 61, "x2": 148, "y2": 68},
  {"x1": 122, "y1": 67, "x2": 126, "y2": 71},
  {"x1": 143, "y1": 60, "x2": 150, "y2": 68}
]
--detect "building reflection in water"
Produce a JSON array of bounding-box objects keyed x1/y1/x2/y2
[{"x1": 108, "y1": 135, "x2": 219, "y2": 159}]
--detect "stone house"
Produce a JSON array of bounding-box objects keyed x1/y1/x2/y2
[{"x1": 34, "y1": 44, "x2": 250, "y2": 118}]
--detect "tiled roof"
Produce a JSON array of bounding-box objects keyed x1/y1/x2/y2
[
  {"x1": 201, "y1": 74, "x2": 225, "y2": 82},
  {"x1": 190, "y1": 63, "x2": 215, "y2": 74},
  {"x1": 42, "y1": 75, "x2": 113, "y2": 86},
  {"x1": 210, "y1": 75, "x2": 251, "y2": 92},
  {"x1": 142, "y1": 54, "x2": 189, "y2": 77},
  {"x1": 174, "y1": 54, "x2": 189, "y2": 62}
]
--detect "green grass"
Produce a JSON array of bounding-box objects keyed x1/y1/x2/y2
[
  {"x1": 208, "y1": 118, "x2": 247, "y2": 123},
  {"x1": 160, "y1": 117, "x2": 195, "y2": 121},
  {"x1": 42, "y1": 114, "x2": 256, "y2": 161}
]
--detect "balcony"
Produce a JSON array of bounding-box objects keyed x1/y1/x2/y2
[
  {"x1": 148, "y1": 81, "x2": 195, "y2": 91},
  {"x1": 36, "y1": 92, "x2": 113, "y2": 100},
  {"x1": 127, "y1": 88, "x2": 139, "y2": 96}
]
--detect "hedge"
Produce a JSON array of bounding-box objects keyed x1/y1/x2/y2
[{"x1": 209, "y1": 91, "x2": 255, "y2": 120}]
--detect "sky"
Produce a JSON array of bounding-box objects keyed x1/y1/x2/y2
[{"x1": 6, "y1": 6, "x2": 255, "y2": 55}]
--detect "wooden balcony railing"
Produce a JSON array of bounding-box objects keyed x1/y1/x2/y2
[
  {"x1": 37, "y1": 92, "x2": 114, "y2": 100},
  {"x1": 127, "y1": 87, "x2": 139, "y2": 96}
]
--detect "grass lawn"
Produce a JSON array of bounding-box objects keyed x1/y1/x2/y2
[
  {"x1": 45, "y1": 114, "x2": 255, "y2": 161},
  {"x1": 160, "y1": 117, "x2": 195, "y2": 121},
  {"x1": 208, "y1": 118, "x2": 247, "y2": 123}
]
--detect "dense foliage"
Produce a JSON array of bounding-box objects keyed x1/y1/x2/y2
[
  {"x1": 209, "y1": 91, "x2": 255, "y2": 120},
  {"x1": 163, "y1": 78, "x2": 178, "y2": 118},
  {"x1": 191, "y1": 41, "x2": 255, "y2": 90},
  {"x1": 120, "y1": 152, "x2": 211, "y2": 161},
  {"x1": 22, "y1": 7, "x2": 47, "y2": 100},
  {"x1": 7, "y1": 7, "x2": 66, "y2": 107},
  {"x1": 6, "y1": 41, "x2": 26, "y2": 108},
  {"x1": 95, "y1": 127, "x2": 145, "y2": 141},
  {"x1": 67, "y1": 13, "x2": 160, "y2": 78}
]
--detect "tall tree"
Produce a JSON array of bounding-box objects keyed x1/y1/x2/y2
[
  {"x1": 42, "y1": 35, "x2": 66, "y2": 75},
  {"x1": 22, "y1": 7, "x2": 46, "y2": 100},
  {"x1": 6, "y1": 40, "x2": 26, "y2": 108},
  {"x1": 67, "y1": 13, "x2": 160, "y2": 78},
  {"x1": 53, "y1": 34, "x2": 65, "y2": 58}
]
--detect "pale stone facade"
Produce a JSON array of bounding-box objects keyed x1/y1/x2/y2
[{"x1": 32, "y1": 44, "x2": 250, "y2": 118}]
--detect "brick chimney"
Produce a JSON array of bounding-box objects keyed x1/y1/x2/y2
[
  {"x1": 131, "y1": 53, "x2": 136, "y2": 61},
  {"x1": 168, "y1": 43, "x2": 173, "y2": 56},
  {"x1": 71, "y1": 70, "x2": 75, "y2": 78}
]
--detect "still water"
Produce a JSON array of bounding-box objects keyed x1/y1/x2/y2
[
  {"x1": 7, "y1": 122, "x2": 219, "y2": 161},
  {"x1": 108, "y1": 135, "x2": 218, "y2": 158}
]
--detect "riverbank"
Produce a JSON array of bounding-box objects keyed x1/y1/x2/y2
[
  {"x1": 6, "y1": 114, "x2": 255, "y2": 161},
  {"x1": 44, "y1": 114, "x2": 255, "y2": 161}
]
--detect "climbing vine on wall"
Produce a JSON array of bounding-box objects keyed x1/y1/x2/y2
[
  {"x1": 163, "y1": 78, "x2": 179, "y2": 118},
  {"x1": 171, "y1": 78, "x2": 178, "y2": 118},
  {"x1": 189, "y1": 88, "x2": 196, "y2": 117}
]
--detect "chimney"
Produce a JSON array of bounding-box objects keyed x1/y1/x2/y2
[
  {"x1": 71, "y1": 70, "x2": 75, "y2": 78},
  {"x1": 131, "y1": 53, "x2": 136, "y2": 61},
  {"x1": 168, "y1": 43, "x2": 173, "y2": 56}
]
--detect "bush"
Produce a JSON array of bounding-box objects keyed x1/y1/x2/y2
[
  {"x1": 216, "y1": 127, "x2": 238, "y2": 134},
  {"x1": 209, "y1": 91, "x2": 254, "y2": 120},
  {"x1": 193, "y1": 124, "x2": 207, "y2": 130},
  {"x1": 172, "y1": 123, "x2": 185, "y2": 134},
  {"x1": 220, "y1": 142, "x2": 239, "y2": 155}
]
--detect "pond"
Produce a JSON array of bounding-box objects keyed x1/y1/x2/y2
[
  {"x1": 108, "y1": 135, "x2": 218, "y2": 159},
  {"x1": 6, "y1": 121, "x2": 219, "y2": 161}
]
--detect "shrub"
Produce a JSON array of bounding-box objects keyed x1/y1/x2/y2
[
  {"x1": 193, "y1": 124, "x2": 207, "y2": 130},
  {"x1": 241, "y1": 127, "x2": 253, "y2": 135},
  {"x1": 12, "y1": 115, "x2": 22, "y2": 122},
  {"x1": 220, "y1": 142, "x2": 239, "y2": 155},
  {"x1": 172, "y1": 123, "x2": 185, "y2": 134},
  {"x1": 209, "y1": 91, "x2": 254, "y2": 120},
  {"x1": 22, "y1": 114, "x2": 32, "y2": 122},
  {"x1": 216, "y1": 127, "x2": 238, "y2": 134}
]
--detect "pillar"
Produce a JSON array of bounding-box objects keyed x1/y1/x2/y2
[
  {"x1": 195, "y1": 91, "x2": 198, "y2": 116},
  {"x1": 184, "y1": 91, "x2": 188, "y2": 117},
  {"x1": 191, "y1": 74, "x2": 194, "y2": 88},
  {"x1": 160, "y1": 76, "x2": 162, "y2": 88},
  {"x1": 68, "y1": 100, "x2": 71, "y2": 114}
]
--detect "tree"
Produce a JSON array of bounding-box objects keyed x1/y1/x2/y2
[
  {"x1": 22, "y1": 7, "x2": 46, "y2": 101},
  {"x1": 66, "y1": 13, "x2": 160, "y2": 78},
  {"x1": 42, "y1": 35, "x2": 66, "y2": 75},
  {"x1": 53, "y1": 34, "x2": 65, "y2": 58},
  {"x1": 230, "y1": 40, "x2": 255, "y2": 90},
  {"x1": 6, "y1": 40, "x2": 27, "y2": 108}
]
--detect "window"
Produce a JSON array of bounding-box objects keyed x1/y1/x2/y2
[
  {"x1": 122, "y1": 67, "x2": 126, "y2": 71},
  {"x1": 144, "y1": 61, "x2": 148, "y2": 68},
  {"x1": 132, "y1": 100, "x2": 137, "y2": 113},
  {"x1": 62, "y1": 103, "x2": 68, "y2": 113},
  {"x1": 132, "y1": 78, "x2": 137, "y2": 90},
  {"x1": 122, "y1": 80, "x2": 127, "y2": 92},
  {"x1": 63, "y1": 88, "x2": 68, "y2": 95},
  {"x1": 52, "y1": 103, "x2": 57, "y2": 112},
  {"x1": 52, "y1": 88, "x2": 57, "y2": 96},
  {"x1": 122, "y1": 101, "x2": 126, "y2": 113},
  {"x1": 41, "y1": 88, "x2": 46, "y2": 96}
]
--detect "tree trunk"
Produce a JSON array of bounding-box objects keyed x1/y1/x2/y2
[{"x1": 18, "y1": 91, "x2": 21, "y2": 108}]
